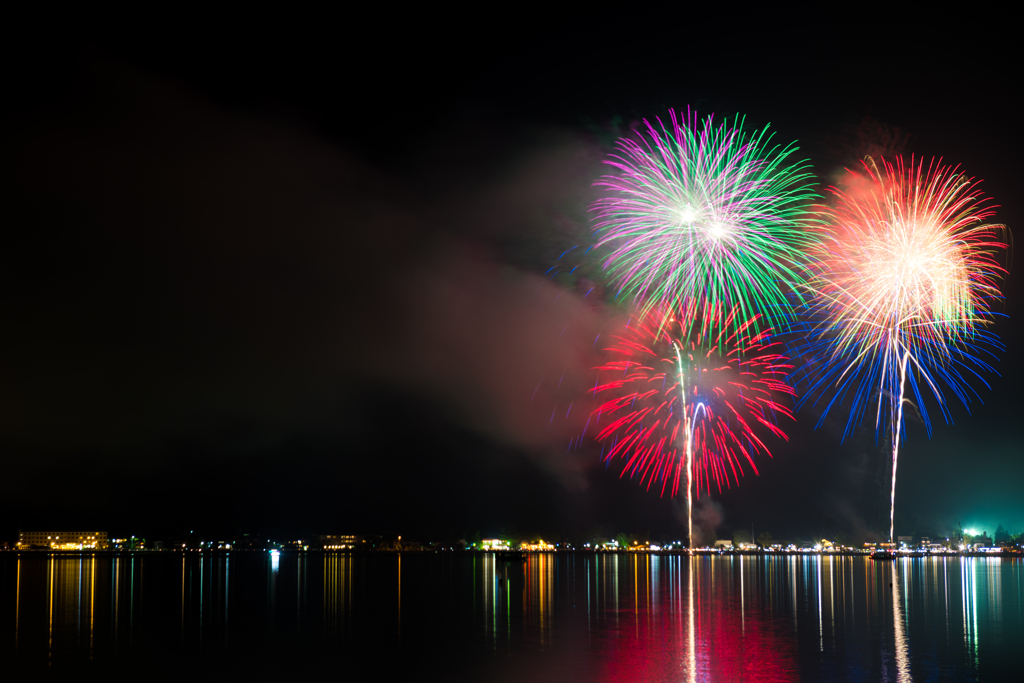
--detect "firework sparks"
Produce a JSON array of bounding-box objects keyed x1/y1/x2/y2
[
  {"x1": 590, "y1": 302, "x2": 796, "y2": 545},
  {"x1": 592, "y1": 108, "x2": 818, "y2": 328},
  {"x1": 792, "y1": 156, "x2": 1008, "y2": 542}
]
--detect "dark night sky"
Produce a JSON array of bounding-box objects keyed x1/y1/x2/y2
[{"x1": 2, "y1": 9, "x2": 1021, "y2": 543}]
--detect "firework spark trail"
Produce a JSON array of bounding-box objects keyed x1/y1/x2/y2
[
  {"x1": 791, "y1": 156, "x2": 1008, "y2": 542},
  {"x1": 589, "y1": 302, "x2": 796, "y2": 545},
  {"x1": 592, "y1": 108, "x2": 818, "y2": 329}
]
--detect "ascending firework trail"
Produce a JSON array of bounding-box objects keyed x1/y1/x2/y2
[
  {"x1": 792, "y1": 156, "x2": 1008, "y2": 543},
  {"x1": 589, "y1": 109, "x2": 816, "y2": 546}
]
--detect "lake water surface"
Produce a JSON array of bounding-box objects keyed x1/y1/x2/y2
[{"x1": 1, "y1": 552, "x2": 1021, "y2": 681}]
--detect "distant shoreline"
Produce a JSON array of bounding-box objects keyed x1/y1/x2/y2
[{"x1": 2, "y1": 548, "x2": 1021, "y2": 559}]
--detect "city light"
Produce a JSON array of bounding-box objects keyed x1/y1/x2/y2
[{"x1": 6, "y1": 527, "x2": 1020, "y2": 557}]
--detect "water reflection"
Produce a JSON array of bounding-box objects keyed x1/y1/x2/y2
[
  {"x1": 892, "y1": 565, "x2": 911, "y2": 682},
  {"x1": 3, "y1": 552, "x2": 1022, "y2": 680},
  {"x1": 687, "y1": 556, "x2": 696, "y2": 682},
  {"x1": 397, "y1": 552, "x2": 401, "y2": 635},
  {"x1": 962, "y1": 556, "x2": 978, "y2": 667}
]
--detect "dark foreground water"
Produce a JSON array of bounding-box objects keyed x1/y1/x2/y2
[{"x1": 1, "y1": 552, "x2": 1021, "y2": 681}]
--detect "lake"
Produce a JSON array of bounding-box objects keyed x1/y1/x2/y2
[{"x1": 1, "y1": 551, "x2": 1021, "y2": 681}]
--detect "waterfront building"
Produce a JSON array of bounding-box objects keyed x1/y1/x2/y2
[
  {"x1": 519, "y1": 540, "x2": 554, "y2": 551},
  {"x1": 109, "y1": 536, "x2": 145, "y2": 551},
  {"x1": 319, "y1": 534, "x2": 365, "y2": 550},
  {"x1": 17, "y1": 531, "x2": 109, "y2": 550}
]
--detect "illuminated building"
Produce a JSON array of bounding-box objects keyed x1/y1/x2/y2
[
  {"x1": 319, "y1": 534, "x2": 365, "y2": 550},
  {"x1": 519, "y1": 540, "x2": 554, "y2": 551},
  {"x1": 17, "y1": 531, "x2": 109, "y2": 550},
  {"x1": 481, "y1": 539, "x2": 509, "y2": 550},
  {"x1": 109, "y1": 536, "x2": 145, "y2": 551}
]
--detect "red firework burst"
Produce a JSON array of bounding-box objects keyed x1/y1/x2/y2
[{"x1": 589, "y1": 301, "x2": 795, "y2": 498}]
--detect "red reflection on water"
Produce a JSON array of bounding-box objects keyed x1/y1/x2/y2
[{"x1": 598, "y1": 557, "x2": 798, "y2": 683}]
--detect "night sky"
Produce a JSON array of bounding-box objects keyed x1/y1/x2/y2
[{"x1": 2, "y1": 10, "x2": 1021, "y2": 544}]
